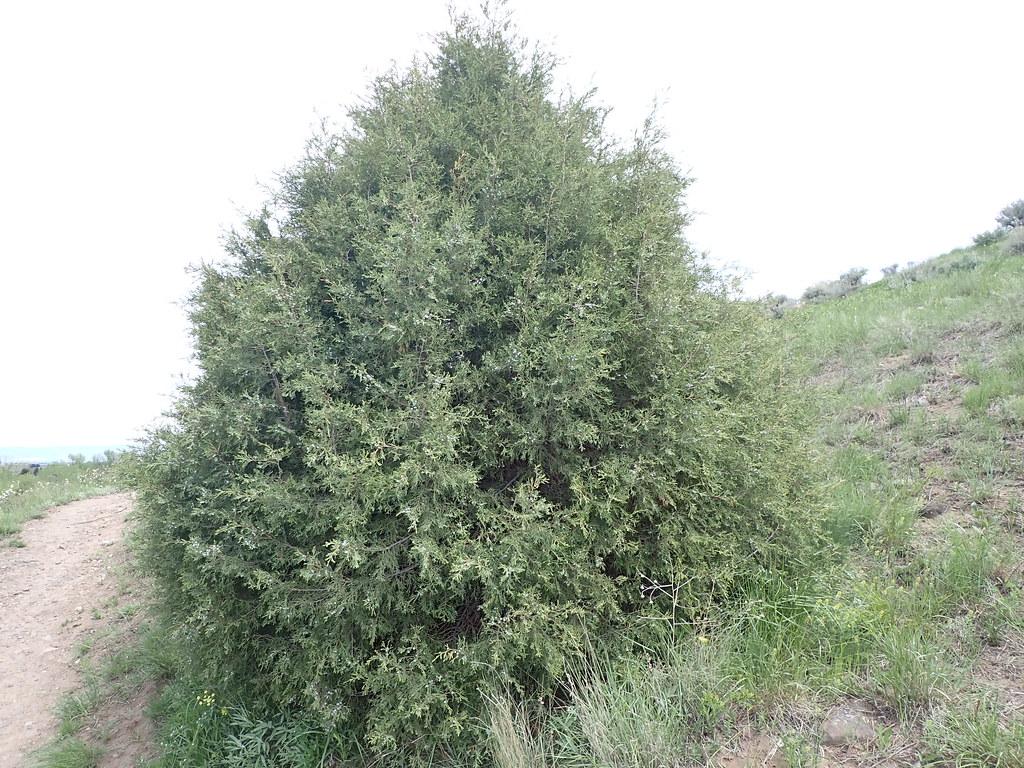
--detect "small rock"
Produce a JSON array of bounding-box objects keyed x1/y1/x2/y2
[{"x1": 822, "y1": 702, "x2": 877, "y2": 746}]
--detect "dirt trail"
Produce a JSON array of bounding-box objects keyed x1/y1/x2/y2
[{"x1": 0, "y1": 493, "x2": 134, "y2": 767}]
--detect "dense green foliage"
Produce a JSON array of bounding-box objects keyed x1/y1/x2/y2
[{"x1": 131, "y1": 18, "x2": 820, "y2": 764}]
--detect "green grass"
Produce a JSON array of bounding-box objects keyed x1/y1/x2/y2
[
  {"x1": 924, "y1": 702, "x2": 1024, "y2": 767},
  {"x1": 786, "y1": 247, "x2": 1022, "y2": 370},
  {"x1": 29, "y1": 738, "x2": 102, "y2": 768},
  {"x1": 885, "y1": 370, "x2": 927, "y2": 401},
  {"x1": 488, "y1": 638, "x2": 738, "y2": 768},
  {"x1": 0, "y1": 460, "x2": 120, "y2": 536},
  {"x1": 961, "y1": 342, "x2": 1024, "y2": 418}
]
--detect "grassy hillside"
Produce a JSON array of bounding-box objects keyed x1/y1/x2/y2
[
  {"x1": 1, "y1": 460, "x2": 121, "y2": 540},
  {"x1": 36, "y1": 244, "x2": 1024, "y2": 768},
  {"x1": 761, "y1": 244, "x2": 1024, "y2": 765}
]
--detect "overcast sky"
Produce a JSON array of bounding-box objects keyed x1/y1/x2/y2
[{"x1": 1, "y1": 0, "x2": 1022, "y2": 449}]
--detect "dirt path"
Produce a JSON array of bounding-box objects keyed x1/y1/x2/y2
[{"x1": 0, "y1": 493, "x2": 134, "y2": 767}]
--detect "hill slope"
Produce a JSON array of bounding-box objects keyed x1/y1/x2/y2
[{"x1": 758, "y1": 244, "x2": 1024, "y2": 765}]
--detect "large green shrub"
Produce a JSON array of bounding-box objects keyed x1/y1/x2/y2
[{"x1": 132, "y1": 17, "x2": 821, "y2": 764}]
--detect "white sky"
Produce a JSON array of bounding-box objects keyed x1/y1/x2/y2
[{"x1": 1, "y1": 0, "x2": 1022, "y2": 448}]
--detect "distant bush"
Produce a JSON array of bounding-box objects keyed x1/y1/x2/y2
[
  {"x1": 896, "y1": 250, "x2": 983, "y2": 286},
  {"x1": 996, "y1": 199, "x2": 1024, "y2": 230},
  {"x1": 802, "y1": 281, "x2": 835, "y2": 302},
  {"x1": 973, "y1": 229, "x2": 1005, "y2": 247},
  {"x1": 762, "y1": 293, "x2": 792, "y2": 318},
  {"x1": 130, "y1": 16, "x2": 822, "y2": 766},
  {"x1": 839, "y1": 267, "x2": 868, "y2": 289},
  {"x1": 1003, "y1": 228, "x2": 1024, "y2": 255},
  {"x1": 971, "y1": 199, "x2": 1023, "y2": 249},
  {"x1": 882, "y1": 264, "x2": 899, "y2": 277},
  {"x1": 801, "y1": 267, "x2": 869, "y2": 303}
]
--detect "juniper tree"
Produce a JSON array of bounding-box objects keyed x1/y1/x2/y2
[{"x1": 133, "y1": 15, "x2": 821, "y2": 764}]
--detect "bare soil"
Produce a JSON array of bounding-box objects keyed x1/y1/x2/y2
[{"x1": 0, "y1": 493, "x2": 151, "y2": 768}]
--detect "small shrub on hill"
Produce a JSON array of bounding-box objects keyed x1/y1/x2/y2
[
  {"x1": 839, "y1": 267, "x2": 868, "y2": 289},
  {"x1": 972, "y1": 229, "x2": 1004, "y2": 247},
  {"x1": 130, "y1": 15, "x2": 822, "y2": 765},
  {"x1": 894, "y1": 249, "x2": 984, "y2": 287},
  {"x1": 996, "y1": 199, "x2": 1024, "y2": 230},
  {"x1": 801, "y1": 281, "x2": 834, "y2": 302},
  {"x1": 762, "y1": 293, "x2": 792, "y2": 318},
  {"x1": 801, "y1": 266, "x2": 869, "y2": 303}
]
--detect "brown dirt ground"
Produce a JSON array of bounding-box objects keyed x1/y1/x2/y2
[{"x1": 0, "y1": 493, "x2": 154, "y2": 768}]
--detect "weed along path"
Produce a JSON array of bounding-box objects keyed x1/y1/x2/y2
[{"x1": 0, "y1": 493, "x2": 133, "y2": 766}]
